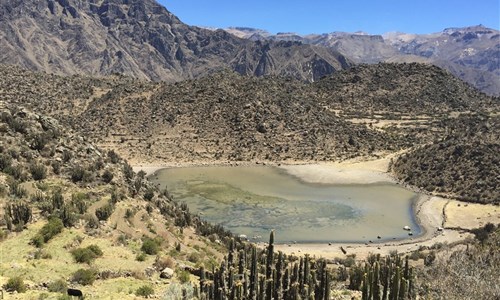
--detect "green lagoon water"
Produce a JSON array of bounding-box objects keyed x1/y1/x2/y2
[{"x1": 152, "y1": 166, "x2": 421, "y2": 243}]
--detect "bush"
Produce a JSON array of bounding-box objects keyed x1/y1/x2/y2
[
  {"x1": 48, "y1": 279, "x2": 67, "y2": 293},
  {"x1": 135, "y1": 285, "x2": 154, "y2": 297},
  {"x1": 30, "y1": 163, "x2": 47, "y2": 180},
  {"x1": 32, "y1": 217, "x2": 64, "y2": 247},
  {"x1": 95, "y1": 202, "x2": 114, "y2": 221},
  {"x1": 71, "y1": 245, "x2": 103, "y2": 264},
  {"x1": 102, "y1": 170, "x2": 114, "y2": 183},
  {"x1": 177, "y1": 270, "x2": 191, "y2": 284},
  {"x1": 3, "y1": 276, "x2": 27, "y2": 293},
  {"x1": 72, "y1": 268, "x2": 97, "y2": 286},
  {"x1": 144, "y1": 188, "x2": 155, "y2": 201},
  {"x1": 136, "y1": 252, "x2": 147, "y2": 261},
  {"x1": 141, "y1": 237, "x2": 162, "y2": 255}
]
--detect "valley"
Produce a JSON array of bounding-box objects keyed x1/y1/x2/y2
[{"x1": 0, "y1": 0, "x2": 498, "y2": 299}]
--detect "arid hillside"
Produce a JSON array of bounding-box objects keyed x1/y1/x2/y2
[
  {"x1": 393, "y1": 114, "x2": 499, "y2": 204},
  {"x1": 1, "y1": 63, "x2": 497, "y2": 165},
  {"x1": 0, "y1": 102, "x2": 235, "y2": 298}
]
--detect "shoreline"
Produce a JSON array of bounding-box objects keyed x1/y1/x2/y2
[{"x1": 132, "y1": 157, "x2": 483, "y2": 260}]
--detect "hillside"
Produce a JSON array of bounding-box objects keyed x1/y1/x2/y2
[
  {"x1": 0, "y1": 63, "x2": 497, "y2": 166},
  {"x1": 314, "y1": 63, "x2": 497, "y2": 114},
  {"x1": 393, "y1": 114, "x2": 499, "y2": 204},
  {"x1": 0, "y1": 0, "x2": 350, "y2": 82},
  {"x1": 0, "y1": 102, "x2": 234, "y2": 298}
]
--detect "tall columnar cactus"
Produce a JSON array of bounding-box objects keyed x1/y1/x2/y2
[
  {"x1": 359, "y1": 255, "x2": 415, "y2": 300},
  {"x1": 266, "y1": 231, "x2": 274, "y2": 280}
]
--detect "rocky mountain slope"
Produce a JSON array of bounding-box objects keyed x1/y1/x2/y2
[
  {"x1": 1, "y1": 63, "x2": 497, "y2": 167},
  {"x1": 0, "y1": 0, "x2": 350, "y2": 83},
  {"x1": 224, "y1": 25, "x2": 500, "y2": 95},
  {"x1": 393, "y1": 114, "x2": 499, "y2": 204}
]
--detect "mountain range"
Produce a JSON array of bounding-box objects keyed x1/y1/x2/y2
[
  {"x1": 0, "y1": 0, "x2": 350, "y2": 82},
  {"x1": 1, "y1": 0, "x2": 498, "y2": 96},
  {"x1": 223, "y1": 25, "x2": 500, "y2": 95}
]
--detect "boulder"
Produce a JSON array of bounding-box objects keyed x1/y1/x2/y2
[{"x1": 160, "y1": 267, "x2": 174, "y2": 279}]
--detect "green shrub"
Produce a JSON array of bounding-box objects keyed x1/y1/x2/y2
[
  {"x1": 177, "y1": 270, "x2": 191, "y2": 284},
  {"x1": 136, "y1": 252, "x2": 147, "y2": 261},
  {"x1": 0, "y1": 153, "x2": 12, "y2": 170},
  {"x1": 95, "y1": 202, "x2": 114, "y2": 221},
  {"x1": 33, "y1": 249, "x2": 52, "y2": 259},
  {"x1": 3, "y1": 276, "x2": 27, "y2": 293},
  {"x1": 71, "y1": 245, "x2": 103, "y2": 263},
  {"x1": 70, "y1": 166, "x2": 85, "y2": 182},
  {"x1": 144, "y1": 188, "x2": 155, "y2": 201},
  {"x1": 48, "y1": 279, "x2": 67, "y2": 293},
  {"x1": 72, "y1": 268, "x2": 97, "y2": 286},
  {"x1": 30, "y1": 163, "x2": 47, "y2": 180},
  {"x1": 135, "y1": 285, "x2": 154, "y2": 297},
  {"x1": 107, "y1": 150, "x2": 120, "y2": 164},
  {"x1": 141, "y1": 237, "x2": 162, "y2": 255},
  {"x1": 32, "y1": 217, "x2": 64, "y2": 247},
  {"x1": 102, "y1": 170, "x2": 114, "y2": 183}
]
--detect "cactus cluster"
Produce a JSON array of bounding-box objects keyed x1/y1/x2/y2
[
  {"x1": 350, "y1": 254, "x2": 415, "y2": 300},
  {"x1": 195, "y1": 231, "x2": 332, "y2": 300}
]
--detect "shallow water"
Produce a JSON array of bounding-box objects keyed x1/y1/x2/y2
[{"x1": 152, "y1": 166, "x2": 421, "y2": 243}]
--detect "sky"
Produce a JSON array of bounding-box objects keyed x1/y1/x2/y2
[{"x1": 158, "y1": 0, "x2": 500, "y2": 35}]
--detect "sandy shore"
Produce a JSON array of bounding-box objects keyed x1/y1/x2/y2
[{"x1": 133, "y1": 157, "x2": 496, "y2": 260}]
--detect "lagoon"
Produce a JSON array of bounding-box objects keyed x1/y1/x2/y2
[{"x1": 152, "y1": 166, "x2": 421, "y2": 243}]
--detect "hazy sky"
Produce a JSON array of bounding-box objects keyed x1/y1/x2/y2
[{"x1": 158, "y1": 0, "x2": 500, "y2": 35}]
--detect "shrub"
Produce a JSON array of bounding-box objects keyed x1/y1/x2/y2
[
  {"x1": 176, "y1": 270, "x2": 191, "y2": 284},
  {"x1": 102, "y1": 170, "x2": 114, "y2": 183},
  {"x1": 3, "y1": 276, "x2": 27, "y2": 293},
  {"x1": 0, "y1": 153, "x2": 12, "y2": 170},
  {"x1": 48, "y1": 279, "x2": 67, "y2": 293},
  {"x1": 95, "y1": 202, "x2": 114, "y2": 221},
  {"x1": 30, "y1": 133, "x2": 49, "y2": 151},
  {"x1": 70, "y1": 166, "x2": 85, "y2": 182},
  {"x1": 154, "y1": 256, "x2": 175, "y2": 270},
  {"x1": 72, "y1": 268, "x2": 97, "y2": 286},
  {"x1": 144, "y1": 188, "x2": 155, "y2": 201},
  {"x1": 85, "y1": 214, "x2": 99, "y2": 229},
  {"x1": 107, "y1": 150, "x2": 120, "y2": 164},
  {"x1": 4, "y1": 165, "x2": 25, "y2": 181},
  {"x1": 135, "y1": 285, "x2": 154, "y2": 297},
  {"x1": 141, "y1": 237, "x2": 162, "y2": 255},
  {"x1": 51, "y1": 161, "x2": 61, "y2": 174},
  {"x1": 71, "y1": 245, "x2": 103, "y2": 264},
  {"x1": 30, "y1": 163, "x2": 47, "y2": 180},
  {"x1": 32, "y1": 217, "x2": 64, "y2": 247},
  {"x1": 136, "y1": 252, "x2": 147, "y2": 262},
  {"x1": 33, "y1": 249, "x2": 52, "y2": 259}
]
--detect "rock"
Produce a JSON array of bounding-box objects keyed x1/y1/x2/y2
[{"x1": 160, "y1": 267, "x2": 174, "y2": 279}]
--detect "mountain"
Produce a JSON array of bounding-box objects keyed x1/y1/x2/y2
[
  {"x1": 392, "y1": 113, "x2": 499, "y2": 204},
  {"x1": 223, "y1": 25, "x2": 500, "y2": 95},
  {"x1": 0, "y1": 0, "x2": 350, "y2": 82},
  {"x1": 1, "y1": 63, "x2": 497, "y2": 166}
]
